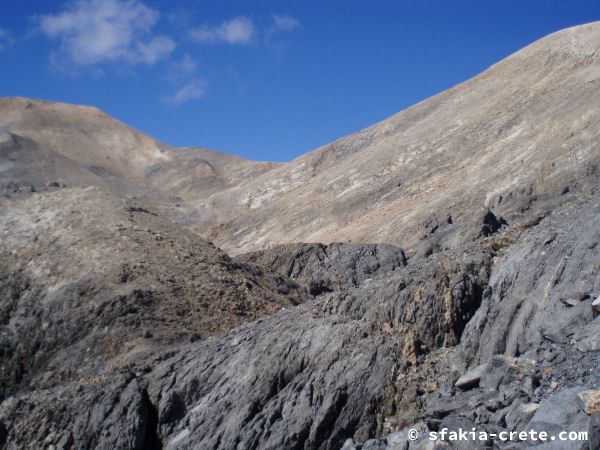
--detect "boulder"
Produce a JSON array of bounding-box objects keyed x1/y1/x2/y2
[
  {"x1": 480, "y1": 355, "x2": 536, "y2": 391},
  {"x1": 505, "y1": 402, "x2": 539, "y2": 431},
  {"x1": 577, "y1": 390, "x2": 600, "y2": 415},
  {"x1": 455, "y1": 364, "x2": 487, "y2": 390},
  {"x1": 575, "y1": 317, "x2": 600, "y2": 352},
  {"x1": 525, "y1": 387, "x2": 589, "y2": 439}
]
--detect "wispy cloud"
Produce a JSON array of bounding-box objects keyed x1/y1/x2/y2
[
  {"x1": 37, "y1": 0, "x2": 174, "y2": 69},
  {"x1": 0, "y1": 28, "x2": 14, "y2": 50},
  {"x1": 264, "y1": 14, "x2": 300, "y2": 48},
  {"x1": 189, "y1": 16, "x2": 255, "y2": 45},
  {"x1": 168, "y1": 80, "x2": 206, "y2": 104},
  {"x1": 165, "y1": 54, "x2": 206, "y2": 104},
  {"x1": 270, "y1": 14, "x2": 300, "y2": 34},
  {"x1": 136, "y1": 36, "x2": 176, "y2": 64},
  {"x1": 169, "y1": 54, "x2": 198, "y2": 80}
]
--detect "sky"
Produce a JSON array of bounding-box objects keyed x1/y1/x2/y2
[{"x1": 1, "y1": 1, "x2": 599, "y2": 162}]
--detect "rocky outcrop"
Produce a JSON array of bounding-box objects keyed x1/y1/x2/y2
[
  {"x1": 344, "y1": 197, "x2": 600, "y2": 449},
  {"x1": 0, "y1": 187, "x2": 306, "y2": 400},
  {"x1": 7, "y1": 198, "x2": 600, "y2": 449},
  {"x1": 236, "y1": 242, "x2": 407, "y2": 294},
  {"x1": 0, "y1": 225, "x2": 491, "y2": 449},
  {"x1": 0, "y1": 372, "x2": 157, "y2": 450},
  {"x1": 461, "y1": 198, "x2": 600, "y2": 363}
]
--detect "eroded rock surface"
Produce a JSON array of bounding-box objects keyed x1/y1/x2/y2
[
  {"x1": 0, "y1": 187, "x2": 306, "y2": 400},
  {"x1": 236, "y1": 242, "x2": 407, "y2": 294}
]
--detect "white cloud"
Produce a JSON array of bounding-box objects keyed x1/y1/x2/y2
[
  {"x1": 37, "y1": 0, "x2": 174, "y2": 67},
  {"x1": 190, "y1": 16, "x2": 255, "y2": 45},
  {"x1": 0, "y1": 28, "x2": 14, "y2": 50},
  {"x1": 165, "y1": 55, "x2": 205, "y2": 104},
  {"x1": 135, "y1": 36, "x2": 176, "y2": 64},
  {"x1": 271, "y1": 14, "x2": 300, "y2": 33},
  {"x1": 168, "y1": 80, "x2": 206, "y2": 104},
  {"x1": 265, "y1": 14, "x2": 300, "y2": 47}
]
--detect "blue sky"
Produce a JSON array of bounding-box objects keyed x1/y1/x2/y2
[{"x1": 1, "y1": 1, "x2": 599, "y2": 161}]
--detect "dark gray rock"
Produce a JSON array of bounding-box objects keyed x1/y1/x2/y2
[
  {"x1": 236, "y1": 242, "x2": 407, "y2": 294},
  {"x1": 141, "y1": 247, "x2": 491, "y2": 450},
  {"x1": 460, "y1": 200, "x2": 600, "y2": 364},
  {"x1": 504, "y1": 401, "x2": 539, "y2": 431},
  {"x1": 455, "y1": 364, "x2": 487, "y2": 390},
  {"x1": 559, "y1": 292, "x2": 592, "y2": 308},
  {"x1": 575, "y1": 317, "x2": 600, "y2": 352},
  {"x1": 362, "y1": 439, "x2": 388, "y2": 450},
  {"x1": 341, "y1": 439, "x2": 359, "y2": 450},
  {"x1": 479, "y1": 355, "x2": 536, "y2": 391},
  {"x1": 424, "y1": 389, "x2": 497, "y2": 429},
  {"x1": 0, "y1": 372, "x2": 156, "y2": 450},
  {"x1": 588, "y1": 413, "x2": 600, "y2": 450},
  {"x1": 525, "y1": 387, "x2": 590, "y2": 443},
  {"x1": 5, "y1": 197, "x2": 600, "y2": 449},
  {"x1": 0, "y1": 188, "x2": 307, "y2": 400},
  {"x1": 0, "y1": 239, "x2": 492, "y2": 449},
  {"x1": 437, "y1": 415, "x2": 490, "y2": 449},
  {"x1": 539, "y1": 302, "x2": 595, "y2": 345}
]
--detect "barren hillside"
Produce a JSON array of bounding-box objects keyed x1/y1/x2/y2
[{"x1": 195, "y1": 22, "x2": 600, "y2": 255}]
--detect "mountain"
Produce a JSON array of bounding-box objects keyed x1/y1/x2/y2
[
  {"x1": 1, "y1": 22, "x2": 600, "y2": 450},
  {"x1": 198, "y1": 21, "x2": 600, "y2": 255},
  {"x1": 5, "y1": 22, "x2": 600, "y2": 257},
  {"x1": 0, "y1": 96, "x2": 279, "y2": 217}
]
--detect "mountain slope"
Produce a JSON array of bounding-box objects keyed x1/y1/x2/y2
[
  {"x1": 195, "y1": 21, "x2": 600, "y2": 255},
  {"x1": 0, "y1": 97, "x2": 279, "y2": 208},
  {"x1": 0, "y1": 186, "x2": 306, "y2": 400},
  {"x1": 3, "y1": 22, "x2": 599, "y2": 256}
]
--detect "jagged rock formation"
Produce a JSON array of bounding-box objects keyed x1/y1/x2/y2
[
  {"x1": 1, "y1": 21, "x2": 600, "y2": 450},
  {"x1": 236, "y1": 243, "x2": 407, "y2": 294},
  {"x1": 343, "y1": 197, "x2": 600, "y2": 449},
  {"x1": 1, "y1": 236, "x2": 491, "y2": 449}
]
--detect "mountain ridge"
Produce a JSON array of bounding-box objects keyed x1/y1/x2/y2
[{"x1": 2, "y1": 22, "x2": 599, "y2": 257}]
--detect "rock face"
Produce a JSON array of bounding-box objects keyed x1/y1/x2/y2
[
  {"x1": 236, "y1": 243, "x2": 407, "y2": 294},
  {"x1": 1, "y1": 238, "x2": 491, "y2": 449},
  {"x1": 0, "y1": 373, "x2": 156, "y2": 450},
  {"x1": 2, "y1": 21, "x2": 600, "y2": 450},
  {"x1": 344, "y1": 198, "x2": 600, "y2": 449}
]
